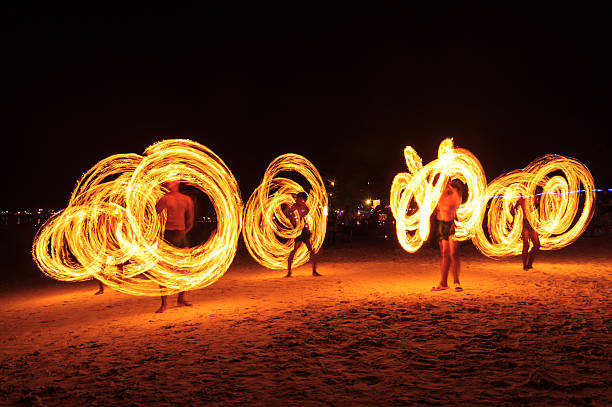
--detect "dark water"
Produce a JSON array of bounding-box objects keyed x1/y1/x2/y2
[
  {"x1": 0, "y1": 220, "x2": 219, "y2": 291},
  {"x1": 0, "y1": 218, "x2": 392, "y2": 290},
  {"x1": 0, "y1": 224, "x2": 45, "y2": 289}
]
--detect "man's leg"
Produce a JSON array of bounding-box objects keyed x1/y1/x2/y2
[
  {"x1": 449, "y1": 237, "x2": 461, "y2": 291},
  {"x1": 286, "y1": 241, "x2": 302, "y2": 277},
  {"x1": 305, "y1": 240, "x2": 321, "y2": 276},
  {"x1": 177, "y1": 291, "x2": 192, "y2": 307},
  {"x1": 521, "y1": 230, "x2": 530, "y2": 270},
  {"x1": 527, "y1": 230, "x2": 540, "y2": 269},
  {"x1": 156, "y1": 284, "x2": 167, "y2": 313},
  {"x1": 433, "y1": 239, "x2": 450, "y2": 290},
  {"x1": 156, "y1": 295, "x2": 167, "y2": 313},
  {"x1": 95, "y1": 264, "x2": 106, "y2": 295}
]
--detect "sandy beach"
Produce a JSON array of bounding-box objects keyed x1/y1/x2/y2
[{"x1": 1, "y1": 236, "x2": 610, "y2": 406}]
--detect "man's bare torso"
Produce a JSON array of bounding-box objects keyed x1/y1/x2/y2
[
  {"x1": 157, "y1": 192, "x2": 193, "y2": 231},
  {"x1": 437, "y1": 186, "x2": 461, "y2": 222},
  {"x1": 288, "y1": 202, "x2": 310, "y2": 229}
]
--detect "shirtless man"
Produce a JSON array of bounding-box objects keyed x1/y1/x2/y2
[
  {"x1": 285, "y1": 191, "x2": 321, "y2": 278},
  {"x1": 154, "y1": 181, "x2": 195, "y2": 313},
  {"x1": 432, "y1": 180, "x2": 463, "y2": 292},
  {"x1": 512, "y1": 191, "x2": 541, "y2": 270}
]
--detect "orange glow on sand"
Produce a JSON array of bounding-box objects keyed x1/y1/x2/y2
[
  {"x1": 242, "y1": 154, "x2": 328, "y2": 270},
  {"x1": 32, "y1": 139, "x2": 243, "y2": 296}
]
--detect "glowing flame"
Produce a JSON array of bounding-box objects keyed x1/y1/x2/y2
[
  {"x1": 32, "y1": 139, "x2": 243, "y2": 296},
  {"x1": 472, "y1": 155, "x2": 595, "y2": 257},
  {"x1": 242, "y1": 154, "x2": 328, "y2": 269},
  {"x1": 390, "y1": 139, "x2": 487, "y2": 252},
  {"x1": 390, "y1": 140, "x2": 595, "y2": 257}
]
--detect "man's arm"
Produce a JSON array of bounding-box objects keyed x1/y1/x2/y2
[
  {"x1": 185, "y1": 197, "x2": 194, "y2": 232},
  {"x1": 156, "y1": 196, "x2": 167, "y2": 214}
]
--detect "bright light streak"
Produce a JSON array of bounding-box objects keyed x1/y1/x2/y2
[
  {"x1": 390, "y1": 141, "x2": 595, "y2": 257},
  {"x1": 242, "y1": 154, "x2": 328, "y2": 270},
  {"x1": 32, "y1": 139, "x2": 243, "y2": 296},
  {"x1": 472, "y1": 154, "x2": 595, "y2": 257},
  {"x1": 390, "y1": 138, "x2": 487, "y2": 252}
]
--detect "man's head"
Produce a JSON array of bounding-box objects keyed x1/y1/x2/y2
[
  {"x1": 444, "y1": 179, "x2": 455, "y2": 193},
  {"x1": 165, "y1": 181, "x2": 180, "y2": 193},
  {"x1": 450, "y1": 179, "x2": 464, "y2": 194},
  {"x1": 296, "y1": 191, "x2": 308, "y2": 203}
]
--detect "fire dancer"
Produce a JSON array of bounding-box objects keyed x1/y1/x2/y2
[
  {"x1": 512, "y1": 189, "x2": 541, "y2": 270},
  {"x1": 285, "y1": 191, "x2": 321, "y2": 278},
  {"x1": 431, "y1": 179, "x2": 463, "y2": 292},
  {"x1": 155, "y1": 181, "x2": 195, "y2": 313}
]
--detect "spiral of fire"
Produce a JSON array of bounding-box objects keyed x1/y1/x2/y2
[
  {"x1": 32, "y1": 139, "x2": 243, "y2": 296},
  {"x1": 390, "y1": 138, "x2": 487, "y2": 253},
  {"x1": 390, "y1": 140, "x2": 595, "y2": 257},
  {"x1": 472, "y1": 155, "x2": 596, "y2": 258},
  {"x1": 242, "y1": 154, "x2": 328, "y2": 270}
]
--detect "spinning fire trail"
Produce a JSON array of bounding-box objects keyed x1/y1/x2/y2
[
  {"x1": 473, "y1": 155, "x2": 596, "y2": 258},
  {"x1": 390, "y1": 139, "x2": 595, "y2": 257},
  {"x1": 390, "y1": 138, "x2": 487, "y2": 253},
  {"x1": 242, "y1": 154, "x2": 328, "y2": 270},
  {"x1": 32, "y1": 140, "x2": 243, "y2": 296}
]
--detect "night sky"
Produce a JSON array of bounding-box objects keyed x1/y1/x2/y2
[{"x1": 3, "y1": 5, "x2": 610, "y2": 210}]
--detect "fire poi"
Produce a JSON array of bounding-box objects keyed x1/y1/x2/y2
[
  {"x1": 32, "y1": 139, "x2": 243, "y2": 296},
  {"x1": 390, "y1": 138, "x2": 487, "y2": 253},
  {"x1": 242, "y1": 154, "x2": 328, "y2": 270},
  {"x1": 390, "y1": 139, "x2": 595, "y2": 257},
  {"x1": 472, "y1": 155, "x2": 596, "y2": 258}
]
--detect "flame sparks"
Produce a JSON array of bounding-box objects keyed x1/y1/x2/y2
[
  {"x1": 390, "y1": 140, "x2": 595, "y2": 257},
  {"x1": 242, "y1": 154, "x2": 328, "y2": 270},
  {"x1": 390, "y1": 138, "x2": 487, "y2": 252},
  {"x1": 32, "y1": 140, "x2": 243, "y2": 296},
  {"x1": 473, "y1": 155, "x2": 596, "y2": 257}
]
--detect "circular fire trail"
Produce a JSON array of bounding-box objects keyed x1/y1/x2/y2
[
  {"x1": 390, "y1": 138, "x2": 487, "y2": 252},
  {"x1": 242, "y1": 154, "x2": 328, "y2": 270},
  {"x1": 390, "y1": 140, "x2": 595, "y2": 257},
  {"x1": 32, "y1": 139, "x2": 243, "y2": 296},
  {"x1": 472, "y1": 155, "x2": 596, "y2": 257}
]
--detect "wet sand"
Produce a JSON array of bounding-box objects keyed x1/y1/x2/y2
[{"x1": 1, "y1": 237, "x2": 610, "y2": 406}]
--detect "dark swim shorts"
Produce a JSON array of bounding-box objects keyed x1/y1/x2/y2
[
  {"x1": 295, "y1": 228, "x2": 312, "y2": 243},
  {"x1": 522, "y1": 218, "x2": 534, "y2": 231},
  {"x1": 437, "y1": 220, "x2": 455, "y2": 241},
  {"x1": 164, "y1": 229, "x2": 190, "y2": 248}
]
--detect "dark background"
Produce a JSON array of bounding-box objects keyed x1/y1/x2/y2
[{"x1": 2, "y1": 4, "x2": 610, "y2": 210}]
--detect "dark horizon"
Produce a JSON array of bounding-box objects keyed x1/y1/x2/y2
[{"x1": 3, "y1": 5, "x2": 610, "y2": 210}]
